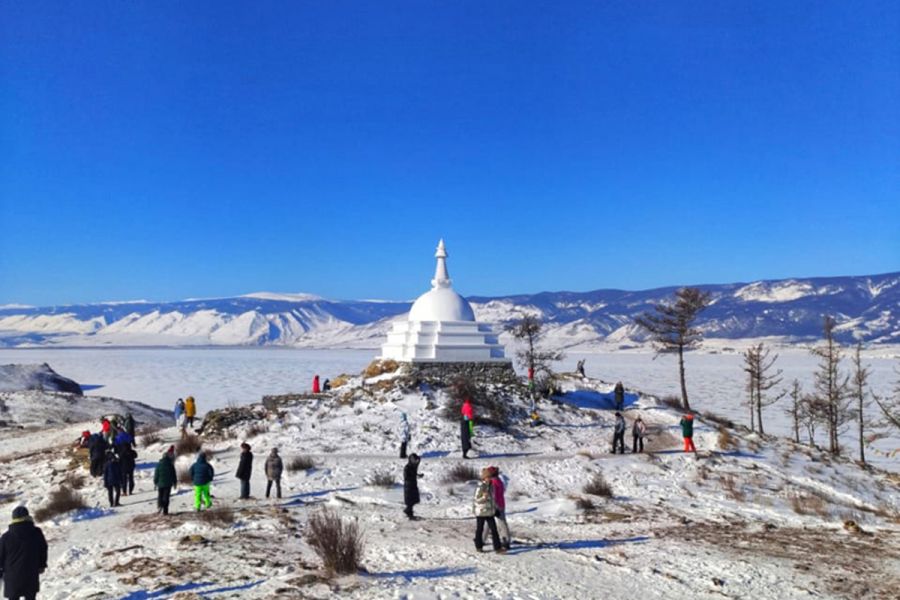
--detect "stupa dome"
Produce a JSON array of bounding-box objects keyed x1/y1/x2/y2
[{"x1": 409, "y1": 286, "x2": 476, "y2": 322}]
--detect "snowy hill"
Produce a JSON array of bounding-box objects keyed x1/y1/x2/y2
[
  {"x1": 1, "y1": 369, "x2": 898, "y2": 599},
  {"x1": 0, "y1": 273, "x2": 898, "y2": 348}
]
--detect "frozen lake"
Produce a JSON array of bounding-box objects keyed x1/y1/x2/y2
[{"x1": 1, "y1": 346, "x2": 896, "y2": 468}]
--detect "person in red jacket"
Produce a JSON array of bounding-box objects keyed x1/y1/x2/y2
[
  {"x1": 460, "y1": 398, "x2": 475, "y2": 459},
  {"x1": 312, "y1": 375, "x2": 320, "y2": 394}
]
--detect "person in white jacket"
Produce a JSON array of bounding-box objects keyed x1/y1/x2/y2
[
  {"x1": 473, "y1": 468, "x2": 504, "y2": 553},
  {"x1": 632, "y1": 416, "x2": 647, "y2": 453}
]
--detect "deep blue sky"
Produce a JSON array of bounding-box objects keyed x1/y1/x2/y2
[{"x1": 1, "y1": 2, "x2": 897, "y2": 306}]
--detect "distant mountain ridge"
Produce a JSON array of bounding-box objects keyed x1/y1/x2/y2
[{"x1": 0, "y1": 272, "x2": 897, "y2": 348}]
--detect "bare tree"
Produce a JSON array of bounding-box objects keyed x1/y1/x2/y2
[
  {"x1": 872, "y1": 364, "x2": 900, "y2": 432},
  {"x1": 505, "y1": 315, "x2": 563, "y2": 397},
  {"x1": 810, "y1": 315, "x2": 850, "y2": 455},
  {"x1": 784, "y1": 379, "x2": 802, "y2": 443},
  {"x1": 799, "y1": 393, "x2": 827, "y2": 447},
  {"x1": 634, "y1": 287, "x2": 711, "y2": 411},
  {"x1": 850, "y1": 343, "x2": 875, "y2": 464},
  {"x1": 742, "y1": 343, "x2": 785, "y2": 434}
]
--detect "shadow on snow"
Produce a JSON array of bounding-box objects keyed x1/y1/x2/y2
[
  {"x1": 557, "y1": 390, "x2": 639, "y2": 411},
  {"x1": 365, "y1": 566, "x2": 477, "y2": 581},
  {"x1": 507, "y1": 536, "x2": 649, "y2": 556},
  {"x1": 118, "y1": 579, "x2": 264, "y2": 600}
]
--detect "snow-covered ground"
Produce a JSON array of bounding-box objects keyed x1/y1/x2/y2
[
  {"x1": 1, "y1": 372, "x2": 898, "y2": 599},
  {"x1": 1, "y1": 345, "x2": 896, "y2": 470}
]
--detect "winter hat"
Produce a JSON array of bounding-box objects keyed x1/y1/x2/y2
[
  {"x1": 241, "y1": 443, "x2": 250, "y2": 451},
  {"x1": 12, "y1": 506, "x2": 28, "y2": 520},
  {"x1": 615, "y1": 412, "x2": 621, "y2": 417},
  {"x1": 167, "y1": 445, "x2": 175, "y2": 455},
  {"x1": 408, "y1": 453, "x2": 420, "y2": 464},
  {"x1": 488, "y1": 466, "x2": 499, "y2": 477}
]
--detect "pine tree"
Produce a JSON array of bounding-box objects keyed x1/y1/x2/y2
[
  {"x1": 634, "y1": 287, "x2": 711, "y2": 411},
  {"x1": 505, "y1": 315, "x2": 563, "y2": 398},
  {"x1": 784, "y1": 379, "x2": 802, "y2": 444}
]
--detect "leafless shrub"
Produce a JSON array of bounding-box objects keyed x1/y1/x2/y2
[
  {"x1": 330, "y1": 374, "x2": 351, "y2": 388},
  {"x1": 440, "y1": 378, "x2": 511, "y2": 427},
  {"x1": 197, "y1": 506, "x2": 235, "y2": 526},
  {"x1": 178, "y1": 468, "x2": 192, "y2": 485},
  {"x1": 442, "y1": 463, "x2": 478, "y2": 484},
  {"x1": 33, "y1": 486, "x2": 87, "y2": 522},
  {"x1": 583, "y1": 473, "x2": 613, "y2": 498},
  {"x1": 287, "y1": 455, "x2": 317, "y2": 472},
  {"x1": 175, "y1": 435, "x2": 202, "y2": 455},
  {"x1": 245, "y1": 422, "x2": 267, "y2": 438},
  {"x1": 366, "y1": 469, "x2": 395, "y2": 488},
  {"x1": 575, "y1": 496, "x2": 596, "y2": 511},
  {"x1": 306, "y1": 508, "x2": 364, "y2": 575},
  {"x1": 63, "y1": 471, "x2": 87, "y2": 490},
  {"x1": 141, "y1": 430, "x2": 162, "y2": 447}
]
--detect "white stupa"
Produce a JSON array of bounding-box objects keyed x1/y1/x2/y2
[{"x1": 380, "y1": 240, "x2": 508, "y2": 363}]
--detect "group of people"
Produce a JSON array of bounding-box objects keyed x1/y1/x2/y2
[
  {"x1": 78, "y1": 415, "x2": 139, "y2": 507},
  {"x1": 403, "y1": 453, "x2": 510, "y2": 554},
  {"x1": 311, "y1": 375, "x2": 331, "y2": 394},
  {"x1": 234, "y1": 444, "x2": 286, "y2": 501},
  {"x1": 611, "y1": 412, "x2": 647, "y2": 454}
]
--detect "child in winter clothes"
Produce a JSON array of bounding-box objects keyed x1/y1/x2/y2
[
  {"x1": 399, "y1": 413, "x2": 411, "y2": 459},
  {"x1": 473, "y1": 468, "x2": 504, "y2": 553},
  {"x1": 265, "y1": 448, "x2": 283, "y2": 499},
  {"x1": 103, "y1": 451, "x2": 123, "y2": 507},
  {"x1": 403, "y1": 453, "x2": 421, "y2": 519},
  {"x1": 487, "y1": 466, "x2": 510, "y2": 550},
  {"x1": 189, "y1": 452, "x2": 215, "y2": 511},
  {"x1": 236, "y1": 443, "x2": 253, "y2": 499},
  {"x1": 632, "y1": 416, "x2": 647, "y2": 453},
  {"x1": 680, "y1": 414, "x2": 696, "y2": 452}
]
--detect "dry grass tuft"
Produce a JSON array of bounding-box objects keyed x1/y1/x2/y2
[
  {"x1": 442, "y1": 463, "x2": 479, "y2": 484},
  {"x1": 306, "y1": 508, "x2": 364, "y2": 575},
  {"x1": 197, "y1": 506, "x2": 235, "y2": 526},
  {"x1": 717, "y1": 427, "x2": 737, "y2": 451},
  {"x1": 245, "y1": 422, "x2": 267, "y2": 438},
  {"x1": 330, "y1": 374, "x2": 351, "y2": 388},
  {"x1": 660, "y1": 395, "x2": 684, "y2": 410},
  {"x1": 583, "y1": 472, "x2": 613, "y2": 498},
  {"x1": 33, "y1": 486, "x2": 87, "y2": 522},
  {"x1": 720, "y1": 474, "x2": 746, "y2": 502},
  {"x1": 364, "y1": 359, "x2": 399, "y2": 378},
  {"x1": 140, "y1": 430, "x2": 162, "y2": 447},
  {"x1": 575, "y1": 496, "x2": 596, "y2": 511},
  {"x1": 63, "y1": 471, "x2": 87, "y2": 490},
  {"x1": 175, "y1": 435, "x2": 202, "y2": 455},
  {"x1": 366, "y1": 469, "x2": 396, "y2": 488},
  {"x1": 287, "y1": 455, "x2": 317, "y2": 472}
]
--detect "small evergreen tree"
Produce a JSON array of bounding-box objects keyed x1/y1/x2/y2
[
  {"x1": 634, "y1": 287, "x2": 711, "y2": 411},
  {"x1": 505, "y1": 315, "x2": 563, "y2": 399}
]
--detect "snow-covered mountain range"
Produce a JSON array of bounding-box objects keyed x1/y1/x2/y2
[{"x1": 1, "y1": 272, "x2": 897, "y2": 348}]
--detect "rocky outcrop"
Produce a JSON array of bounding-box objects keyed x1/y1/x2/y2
[{"x1": 0, "y1": 363, "x2": 83, "y2": 395}]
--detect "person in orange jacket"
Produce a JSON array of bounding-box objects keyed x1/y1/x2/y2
[{"x1": 184, "y1": 396, "x2": 197, "y2": 428}]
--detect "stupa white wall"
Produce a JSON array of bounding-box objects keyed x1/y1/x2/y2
[{"x1": 380, "y1": 240, "x2": 508, "y2": 363}]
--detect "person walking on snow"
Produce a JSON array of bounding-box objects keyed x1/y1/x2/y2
[
  {"x1": 576, "y1": 359, "x2": 586, "y2": 377},
  {"x1": 461, "y1": 397, "x2": 475, "y2": 437},
  {"x1": 612, "y1": 412, "x2": 626, "y2": 454},
  {"x1": 680, "y1": 413, "x2": 696, "y2": 453},
  {"x1": 101, "y1": 417, "x2": 112, "y2": 443},
  {"x1": 173, "y1": 398, "x2": 185, "y2": 426},
  {"x1": 116, "y1": 436, "x2": 137, "y2": 496},
  {"x1": 486, "y1": 466, "x2": 510, "y2": 550},
  {"x1": 189, "y1": 452, "x2": 215, "y2": 511},
  {"x1": 184, "y1": 396, "x2": 197, "y2": 429},
  {"x1": 473, "y1": 468, "x2": 504, "y2": 553},
  {"x1": 124, "y1": 413, "x2": 136, "y2": 441},
  {"x1": 459, "y1": 400, "x2": 473, "y2": 459},
  {"x1": 399, "y1": 413, "x2": 411, "y2": 459},
  {"x1": 312, "y1": 375, "x2": 321, "y2": 394},
  {"x1": 103, "y1": 450, "x2": 123, "y2": 507},
  {"x1": 88, "y1": 433, "x2": 107, "y2": 477},
  {"x1": 614, "y1": 382, "x2": 625, "y2": 411},
  {"x1": 264, "y1": 448, "x2": 283, "y2": 499},
  {"x1": 403, "y1": 453, "x2": 422, "y2": 519},
  {"x1": 0, "y1": 506, "x2": 48, "y2": 600},
  {"x1": 632, "y1": 416, "x2": 647, "y2": 453},
  {"x1": 236, "y1": 443, "x2": 253, "y2": 499},
  {"x1": 153, "y1": 447, "x2": 176, "y2": 515}
]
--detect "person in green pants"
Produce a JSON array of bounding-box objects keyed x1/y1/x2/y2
[{"x1": 189, "y1": 451, "x2": 214, "y2": 511}]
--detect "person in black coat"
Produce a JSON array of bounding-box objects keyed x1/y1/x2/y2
[
  {"x1": 0, "y1": 506, "x2": 48, "y2": 600},
  {"x1": 88, "y1": 434, "x2": 107, "y2": 478},
  {"x1": 124, "y1": 413, "x2": 136, "y2": 440},
  {"x1": 403, "y1": 454, "x2": 422, "y2": 519},
  {"x1": 459, "y1": 420, "x2": 472, "y2": 459},
  {"x1": 235, "y1": 443, "x2": 253, "y2": 499},
  {"x1": 103, "y1": 451, "x2": 123, "y2": 507},
  {"x1": 116, "y1": 441, "x2": 137, "y2": 496}
]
